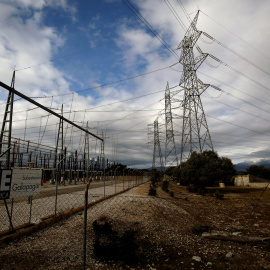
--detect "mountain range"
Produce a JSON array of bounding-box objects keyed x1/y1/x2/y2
[{"x1": 234, "y1": 160, "x2": 270, "y2": 171}]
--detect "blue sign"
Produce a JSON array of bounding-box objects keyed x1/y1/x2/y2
[{"x1": 0, "y1": 170, "x2": 12, "y2": 200}]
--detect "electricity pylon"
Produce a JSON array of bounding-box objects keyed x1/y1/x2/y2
[
  {"x1": 149, "y1": 118, "x2": 164, "y2": 170},
  {"x1": 165, "y1": 81, "x2": 178, "y2": 168},
  {"x1": 178, "y1": 11, "x2": 214, "y2": 162}
]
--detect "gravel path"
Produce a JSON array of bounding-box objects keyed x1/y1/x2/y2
[
  {"x1": 1, "y1": 182, "x2": 270, "y2": 270},
  {"x1": 0, "y1": 177, "x2": 145, "y2": 233}
]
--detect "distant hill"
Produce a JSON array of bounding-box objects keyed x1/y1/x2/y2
[{"x1": 234, "y1": 160, "x2": 270, "y2": 171}]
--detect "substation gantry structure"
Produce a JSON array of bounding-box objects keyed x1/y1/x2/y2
[{"x1": 0, "y1": 72, "x2": 104, "y2": 175}]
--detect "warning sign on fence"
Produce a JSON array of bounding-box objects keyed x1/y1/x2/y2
[
  {"x1": 0, "y1": 169, "x2": 12, "y2": 200},
  {"x1": 9, "y1": 169, "x2": 42, "y2": 198}
]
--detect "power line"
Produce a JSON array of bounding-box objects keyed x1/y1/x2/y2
[
  {"x1": 200, "y1": 10, "x2": 270, "y2": 63},
  {"x1": 122, "y1": 0, "x2": 179, "y2": 60},
  {"x1": 206, "y1": 114, "x2": 270, "y2": 138},
  {"x1": 197, "y1": 70, "x2": 270, "y2": 107},
  {"x1": 203, "y1": 32, "x2": 270, "y2": 77},
  {"x1": 203, "y1": 92, "x2": 270, "y2": 123},
  {"x1": 28, "y1": 62, "x2": 178, "y2": 99}
]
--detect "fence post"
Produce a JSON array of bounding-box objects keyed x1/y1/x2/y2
[{"x1": 83, "y1": 177, "x2": 91, "y2": 270}]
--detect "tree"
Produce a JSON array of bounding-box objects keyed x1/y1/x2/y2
[
  {"x1": 246, "y1": 165, "x2": 270, "y2": 180},
  {"x1": 180, "y1": 150, "x2": 235, "y2": 189},
  {"x1": 149, "y1": 169, "x2": 162, "y2": 185},
  {"x1": 164, "y1": 166, "x2": 175, "y2": 177}
]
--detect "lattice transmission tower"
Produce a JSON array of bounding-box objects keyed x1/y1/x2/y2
[
  {"x1": 153, "y1": 118, "x2": 164, "y2": 170},
  {"x1": 164, "y1": 81, "x2": 178, "y2": 168},
  {"x1": 148, "y1": 118, "x2": 164, "y2": 170},
  {"x1": 178, "y1": 11, "x2": 214, "y2": 162}
]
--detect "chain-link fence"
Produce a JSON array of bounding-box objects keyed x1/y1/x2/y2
[
  {"x1": 0, "y1": 173, "x2": 149, "y2": 234},
  {"x1": 1, "y1": 182, "x2": 270, "y2": 269},
  {"x1": 0, "y1": 191, "x2": 194, "y2": 270},
  {"x1": 82, "y1": 194, "x2": 191, "y2": 269}
]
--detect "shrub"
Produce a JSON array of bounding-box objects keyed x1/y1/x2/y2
[
  {"x1": 197, "y1": 187, "x2": 205, "y2": 196},
  {"x1": 192, "y1": 223, "x2": 212, "y2": 236},
  {"x1": 93, "y1": 217, "x2": 138, "y2": 265},
  {"x1": 148, "y1": 185, "x2": 157, "y2": 196},
  {"x1": 162, "y1": 180, "x2": 169, "y2": 192},
  {"x1": 215, "y1": 190, "x2": 224, "y2": 200}
]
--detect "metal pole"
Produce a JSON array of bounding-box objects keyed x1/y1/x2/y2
[
  {"x1": 4, "y1": 199, "x2": 13, "y2": 231},
  {"x1": 0, "y1": 81, "x2": 103, "y2": 142},
  {"x1": 83, "y1": 178, "x2": 91, "y2": 270},
  {"x1": 114, "y1": 169, "x2": 117, "y2": 193},
  {"x1": 55, "y1": 170, "x2": 59, "y2": 217},
  {"x1": 28, "y1": 196, "x2": 33, "y2": 224},
  {"x1": 103, "y1": 168, "x2": 105, "y2": 197},
  {"x1": 123, "y1": 169, "x2": 125, "y2": 190}
]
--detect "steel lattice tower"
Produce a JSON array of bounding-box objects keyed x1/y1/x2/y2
[
  {"x1": 165, "y1": 81, "x2": 178, "y2": 167},
  {"x1": 0, "y1": 71, "x2": 15, "y2": 169},
  {"x1": 178, "y1": 11, "x2": 214, "y2": 162},
  {"x1": 152, "y1": 118, "x2": 164, "y2": 170}
]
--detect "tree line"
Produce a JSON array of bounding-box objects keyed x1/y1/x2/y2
[{"x1": 155, "y1": 150, "x2": 270, "y2": 191}]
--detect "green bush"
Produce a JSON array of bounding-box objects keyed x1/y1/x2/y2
[
  {"x1": 162, "y1": 180, "x2": 169, "y2": 192},
  {"x1": 148, "y1": 185, "x2": 157, "y2": 196},
  {"x1": 180, "y1": 150, "x2": 235, "y2": 189}
]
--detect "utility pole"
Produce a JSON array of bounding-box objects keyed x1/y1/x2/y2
[
  {"x1": 178, "y1": 11, "x2": 213, "y2": 163},
  {"x1": 165, "y1": 81, "x2": 178, "y2": 168}
]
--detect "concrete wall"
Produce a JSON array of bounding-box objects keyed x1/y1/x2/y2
[
  {"x1": 235, "y1": 174, "x2": 270, "y2": 187},
  {"x1": 249, "y1": 182, "x2": 269, "y2": 188},
  {"x1": 234, "y1": 175, "x2": 250, "y2": 186}
]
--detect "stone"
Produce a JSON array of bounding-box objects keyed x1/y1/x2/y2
[
  {"x1": 232, "y1": 232, "x2": 241, "y2": 236},
  {"x1": 192, "y1": 256, "x2": 202, "y2": 262},
  {"x1": 226, "y1": 252, "x2": 233, "y2": 258}
]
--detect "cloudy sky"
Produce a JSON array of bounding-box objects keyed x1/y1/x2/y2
[{"x1": 0, "y1": 0, "x2": 270, "y2": 169}]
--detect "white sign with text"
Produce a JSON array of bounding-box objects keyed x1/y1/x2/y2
[{"x1": 10, "y1": 169, "x2": 42, "y2": 198}]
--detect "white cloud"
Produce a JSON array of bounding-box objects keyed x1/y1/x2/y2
[{"x1": 0, "y1": 0, "x2": 270, "y2": 168}]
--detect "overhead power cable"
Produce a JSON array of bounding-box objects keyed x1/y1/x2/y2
[
  {"x1": 29, "y1": 62, "x2": 178, "y2": 99},
  {"x1": 203, "y1": 92, "x2": 270, "y2": 123},
  {"x1": 197, "y1": 70, "x2": 270, "y2": 107},
  {"x1": 7, "y1": 85, "x2": 179, "y2": 124},
  {"x1": 15, "y1": 48, "x2": 96, "y2": 72},
  {"x1": 203, "y1": 32, "x2": 270, "y2": 77},
  {"x1": 206, "y1": 114, "x2": 270, "y2": 138},
  {"x1": 122, "y1": 0, "x2": 179, "y2": 60},
  {"x1": 73, "y1": 85, "x2": 179, "y2": 113},
  {"x1": 200, "y1": 10, "x2": 270, "y2": 63},
  {"x1": 209, "y1": 54, "x2": 270, "y2": 93},
  {"x1": 208, "y1": 84, "x2": 270, "y2": 115},
  {"x1": 164, "y1": 0, "x2": 187, "y2": 31}
]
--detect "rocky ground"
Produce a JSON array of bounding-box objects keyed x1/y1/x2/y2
[{"x1": 0, "y1": 182, "x2": 269, "y2": 269}]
